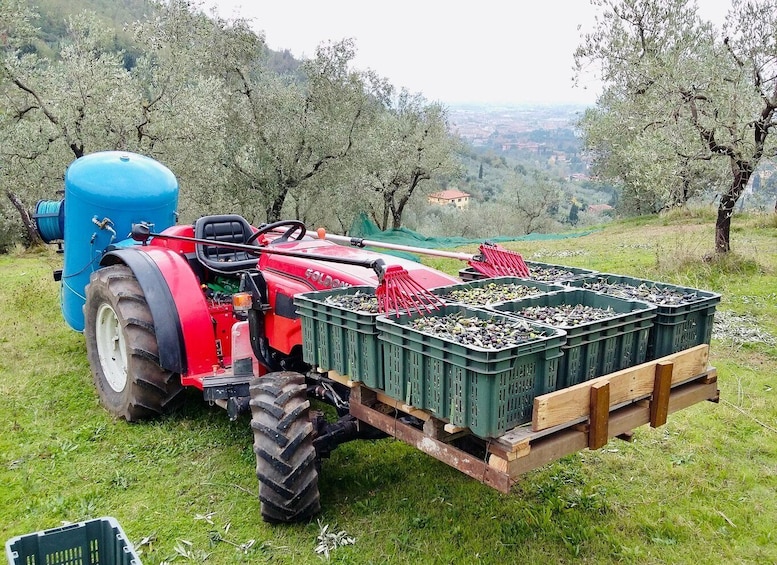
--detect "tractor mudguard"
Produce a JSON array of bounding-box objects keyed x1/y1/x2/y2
[{"x1": 100, "y1": 247, "x2": 220, "y2": 380}]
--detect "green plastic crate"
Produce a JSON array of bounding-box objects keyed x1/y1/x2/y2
[
  {"x1": 431, "y1": 276, "x2": 567, "y2": 306},
  {"x1": 5, "y1": 517, "x2": 140, "y2": 565},
  {"x1": 490, "y1": 289, "x2": 656, "y2": 388},
  {"x1": 376, "y1": 305, "x2": 566, "y2": 438},
  {"x1": 569, "y1": 274, "x2": 721, "y2": 359},
  {"x1": 459, "y1": 261, "x2": 598, "y2": 284},
  {"x1": 294, "y1": 286, "x2": 384, "y2": 388}
]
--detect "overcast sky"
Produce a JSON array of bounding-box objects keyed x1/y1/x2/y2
[{"x1": 203, "y1": 1, "x2": 733, "y2": 107}]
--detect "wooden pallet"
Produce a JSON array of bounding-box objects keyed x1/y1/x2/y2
[{"x1": 345, "y1": 344, "x2": 719, "y2": 493}]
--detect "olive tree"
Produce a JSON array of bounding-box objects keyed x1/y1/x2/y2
[
  {"x1": 356, "y1": 91, "x2": 464, "y2": 230},
  {"x1": 575, "y1": 0, "x2": 777, "y2": 252},
  {"x1": 0, "y1": 0, "x2": 228, "y2": 239},
  {"x1": 217, "y1": 38, "x2": 381, "y2": 224}
]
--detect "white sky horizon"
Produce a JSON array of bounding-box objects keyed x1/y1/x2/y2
[{"x1": 203, "y1": 1, "x2": 734, "y2": 107}]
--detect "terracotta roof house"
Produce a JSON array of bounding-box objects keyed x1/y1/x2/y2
[
  {"x1": 587, "y1": 203, "x2": 614, "y2": 214},
  {"x1": 428, "y1": 189, "x2": 471, "y2": 209}
]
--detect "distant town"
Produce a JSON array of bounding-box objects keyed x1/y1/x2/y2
[{"x1": 448, "y1": 103, "x2": 592, "y2": 180}]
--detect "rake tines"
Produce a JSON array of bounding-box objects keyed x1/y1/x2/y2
[
  {"x1": 468, "y1": 242, "x2": 530, "y2": 278},
  {"x1": 376, "y1": 265, "x2": 444, "y2": 316}
]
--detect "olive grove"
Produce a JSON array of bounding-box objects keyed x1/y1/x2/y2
[
  {"x1": 575, "y1": 0, "x2": 777, "y2": 252},
  {"x1": 0, "y1": 0, "x2": 461, "y2": 247}
]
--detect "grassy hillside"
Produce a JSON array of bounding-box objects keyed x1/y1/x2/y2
[{"x1": 1, "y1": 210, "x2": 775, "y2": 564}]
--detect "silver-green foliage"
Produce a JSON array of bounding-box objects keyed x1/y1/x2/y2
[
  {"x1": 575, "y1": 0, "x2": 777, "y2": 252},
  {"x1": 0, "y1": 0, "x2": 463, "y2": 244}
]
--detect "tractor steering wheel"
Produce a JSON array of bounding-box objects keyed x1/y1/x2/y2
[{"x1": 246, "y1": 220, "x2": 307, "y2": 245}]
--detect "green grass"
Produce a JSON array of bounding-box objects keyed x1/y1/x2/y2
[{"x1": 1, "y1": 211, "x2": 776, "y2": 564}]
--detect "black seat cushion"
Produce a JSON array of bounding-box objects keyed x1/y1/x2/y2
[{"x1": 193, "y1": 214, "x2": 258, "y2": 273}]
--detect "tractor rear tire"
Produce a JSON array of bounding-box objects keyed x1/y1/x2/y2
[
  {"x1": 84, "y1": 265, "x2": 183, "y2": 421},
  {"x1": 249, "y1": 372, "x2": 321, "y2": 523}
]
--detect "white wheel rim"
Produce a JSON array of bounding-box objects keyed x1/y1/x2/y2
[{"x1": 95, "y1": 302, "x2": 128, "y2": 393}]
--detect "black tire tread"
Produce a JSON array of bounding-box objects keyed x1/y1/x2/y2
[
  {"x1": 249, "y1": 372, "x2": 321, "y2": 523},
  {"x1": 84, "y1": 265, "x2": 183, "y2": 421}
]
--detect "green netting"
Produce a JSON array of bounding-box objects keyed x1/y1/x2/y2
[{"x1": 348, "y1": 213, "x2": 594, "y2": 254}]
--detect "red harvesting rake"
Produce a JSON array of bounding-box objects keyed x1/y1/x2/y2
[
  {"x1": 376, "y1": 264, "x2": 443, "y2": 315},
  {"x1": 316, "y1": 229, "x2": 531, "y2": 279}
]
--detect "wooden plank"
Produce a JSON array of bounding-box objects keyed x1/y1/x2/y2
[
  {"x1": 349, "y1": 397, "x2": 512, "y2": 493},
  {"x1": 532, "y1": 344, "x2": 709, "y2": 431},
  {"x1": 423, "y1": 416, "x2": 447, "y2": 439},
  {"x1": 488, "y1": 437, "x2": 532, "y2": 461},
  {"x1": 488, "y1": 454, "x2": 509, "y2": 474},
  {"x1": 650, "y1": 362, "x2": 673, "y2": 428},
  {"x1": 507, "y1": 379, "x2": 718, "y2": 478},
  {"x1": 375, "y1": 391, "x2": 432, "y2": 421},
  {"x1": 350, "y1": 383, "x2": 377, "y2": 406},
  {"x1": 325, "y1": 369, "x2": 356, "y2": 388},
  {"x1": 589, "y1": 381, "x2": 610, "y2": 450}
]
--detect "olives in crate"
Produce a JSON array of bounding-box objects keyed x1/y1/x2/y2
[
  {"x1": 528, "y1": 265, "x2": 580, "y2": 281},
  {"x1": 437, "y1": 281, "x2": 544, "y2": 305},
  {"x1": 407, "y1": 313, "x2": 543, "y2": 349},
  {"x1": 512, "y1": 304, "x2": 615, "y2": 328},
  {"x1": 324, "y1": 291, "x2": 380, "y2": 313},
  {"x1": 582, "y1": 280, "x2": 700, "y2": 306}
]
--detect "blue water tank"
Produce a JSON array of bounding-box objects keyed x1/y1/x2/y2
[{"x1": 61, "y1": 151, "x2": 179, "y2": 331}]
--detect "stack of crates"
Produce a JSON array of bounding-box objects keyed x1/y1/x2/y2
[{"x1": 293, "y1": 268, "x2": 719, "y2": 439}]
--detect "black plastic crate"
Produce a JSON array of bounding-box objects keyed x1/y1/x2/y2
[
  {"x1": 377, "y1": 304, "x2": 566, "y2": 438},
  {"x1": 430, "y1": 276, "x2": 567, "y2": 307},
  {"x1": 5, "y1": 517, "x2": 140, "y2": 565},
  {"x1": 294, "y1": 286, "x2": 386, "y2": 388},
  {"x1": 490, "y1": 289, "x2": 656, "y2": 388},
  {"x1": 459, "y1": 261, "x2": 598, "y2": 284},
  {"x1": 569, "y1": 274, "x2": 721, "y2": 359}
]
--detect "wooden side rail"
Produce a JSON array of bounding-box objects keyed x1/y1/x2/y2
[
  {"x1": 531, "y1": 344, "x2": 710, "y2": 432},
  {"x1": 488, "y1": 372, "x2": 718, "y2": 480}
]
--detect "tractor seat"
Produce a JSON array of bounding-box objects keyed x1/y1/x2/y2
[{"x1": 194, "y1": 214, "x2": 258, "y2": 274}]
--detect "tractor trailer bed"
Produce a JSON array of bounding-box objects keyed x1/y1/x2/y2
[{"x1": 330, "y1": 344, "x2": 718, "y2": 492}]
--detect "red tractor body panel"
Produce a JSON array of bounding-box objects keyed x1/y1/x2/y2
[
  {"x1": 108, "y1": 224, "x2": 459, "y2": 387},
  {"x1": 259, "y1": 238, "x2": 458, "y2": 289},
  {"x1": 150, "y1": 224, "x2": 197, "y2": 254}
]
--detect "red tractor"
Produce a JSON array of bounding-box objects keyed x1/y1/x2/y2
[
  {"x1": 35, "y1": 151, "x2": 458, "y2": 523},
  {"x1": 35, "y1": 151, "x2": 721, "y2": 524}
]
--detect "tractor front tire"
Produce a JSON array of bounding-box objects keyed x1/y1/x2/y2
[
  {"x1": 84, "y1": 265, "x2": 183, "y2": 421},
  {"x1": 249, "y1": 372, "x2": 321, "y2": 523}
]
